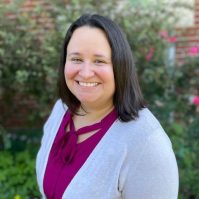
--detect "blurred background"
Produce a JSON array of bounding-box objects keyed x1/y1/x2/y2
[{"x1": 0, "y1": 0, "x2": 198, "y2": 198}]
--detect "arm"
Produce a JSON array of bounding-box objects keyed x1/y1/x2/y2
[{"x1": 121, "y1": 130, "x2": 179, "y2": 199}]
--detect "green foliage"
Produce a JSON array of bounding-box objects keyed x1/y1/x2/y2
[
  {"x1": 0, "y1": 1, "x2": 61, "y2": 125},
  {"x1": 0, "y1": 151, "x2": 40, "y2": 199},
  {"x1": 0, "y1": 0, "x2": 198, "y2": 198},
  {"x1": 0, "y1": 126, "x2": 41, "y2": 198},
  {"x1": 170, "y1": 59, "x2": 199, "y2": 199},
  {"x1": 0, "y1": 124, "x2": 11, "y2": 150}
]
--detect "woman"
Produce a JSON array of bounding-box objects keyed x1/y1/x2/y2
[{"x1": 36, "y1": 14, "x2": 179, "y2": 199}]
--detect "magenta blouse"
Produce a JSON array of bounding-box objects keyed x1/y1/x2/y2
[{"x1": 43, "y1": 109, "x2": 117, "y2": 199}]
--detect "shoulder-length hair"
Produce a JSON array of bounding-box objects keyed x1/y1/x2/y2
[{"x1": 58, "y1": 14, "x2": 146, "y2": 122}]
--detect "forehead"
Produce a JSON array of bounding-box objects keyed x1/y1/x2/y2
[
  {"x1": 67, "y1": 26, "x2": 111, "y2": 53},
  {"x1": 71, "y1": 25, "x2": 107, "y2": 38},
  {"x1": 67, "y1": 26, "x2": 110, "y2": 50}
]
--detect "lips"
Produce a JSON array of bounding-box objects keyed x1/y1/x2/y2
[{"x1": 77, "y1": 81, "x2": 99, "y2": 87}]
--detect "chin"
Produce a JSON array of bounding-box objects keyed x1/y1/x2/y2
[
  {"x1": 77, "y1": 95, "x2": 98, "y2": 103},
  {"x1": 78, "y1": 98, "x2": 99, "y2": 106},
  {"x1": 79, "y1": 99, "x2": 97, "y2": 104}
]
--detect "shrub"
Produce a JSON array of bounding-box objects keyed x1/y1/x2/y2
[
  {"x1": 0, "y1": 1, "x2": 61, "y2": 126},
  {"x1": 0, "y1": 150, "x2": 40, "y2": 199},
  {"x1": 0, "y1": 125, "x2": 41, "y2": 198}
]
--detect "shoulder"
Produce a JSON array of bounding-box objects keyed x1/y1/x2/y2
[
  {"x1": 50, "y1": 98, "x2": 67, "y2": 115},
  {"x1": 129, "y1": 108, "x2": 165, "y2": 134},
  {"x1": 109, "y1": 108, "x2": 176, "y2": 172},
  {"x1": 114, "y1": 108, "x2": 171, "y2": 149},
  {"x1": 106, "y1": 108, "x2": 175, "y2": 169},
  {"x1": 43, "y1": 99, "x2": 67, "y2": 134}
]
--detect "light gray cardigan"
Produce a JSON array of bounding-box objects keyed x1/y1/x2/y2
[{"x1": 36, "y1": 99, "x2": 179, "y2": 199}]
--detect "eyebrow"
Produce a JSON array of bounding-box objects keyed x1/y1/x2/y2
[
  {"x1": 68, "y1": 52, "x2": 81, "y2": 57},
  {"x1": 68, "y1": 52, "x2": 110, "y2": 59},
  {"x1": 94, "y1": 54, "x2": 110, "y2": 59}
]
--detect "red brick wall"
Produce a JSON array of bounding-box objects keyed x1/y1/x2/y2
[
  {"x1": 3, "y1": 0, "x2": 55, "y2": 31},
  {"x1": 175, "y1": 0, "x2": 199, "y2": 64}
]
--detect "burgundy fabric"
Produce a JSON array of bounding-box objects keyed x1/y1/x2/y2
[{"x1": 43, "y1": 109, "x2": 117, "y2": 199}]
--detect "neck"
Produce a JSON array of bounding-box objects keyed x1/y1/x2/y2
[{"x1": 75, "y1": 102, "x2": 114, "y2": 125}]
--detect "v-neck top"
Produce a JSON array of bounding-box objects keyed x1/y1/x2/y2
[{"x1": 43, "y1": 108, "x2": 117, "y2": 199}]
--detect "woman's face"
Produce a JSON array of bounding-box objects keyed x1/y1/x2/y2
[{"x1": 64, "y1": 26, "x2": 115, "y2": 110}]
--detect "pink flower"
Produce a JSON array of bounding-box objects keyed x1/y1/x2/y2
[
  {"x1": 193, "y1": 96, "x2": 199, "y2": 106},
  {"x1": 188, "y1": 46, "x2": 199, "y2": 56},
  {"x1": 145, "y1": 47, "x2": 155, "y2": 61},
  {"x1": 167, "y1": 36, "x2": 177, "y2": 43},
  {"x1": 159, "y1": 30, "x2": 176, "y2": 43},
  {"x1": 160, "y1": 30, "x2": 169, "y2": 38}
]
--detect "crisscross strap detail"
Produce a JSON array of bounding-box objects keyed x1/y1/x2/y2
[{"x1": 53, "y1": 111, "x2": 105, "y2": 164}]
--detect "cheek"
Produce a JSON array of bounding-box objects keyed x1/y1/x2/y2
[
  {"x1": 99, "y1": 67, "x2": 115, "y2": 84},
  {"x1": 64, "y1": 63, "x2": 77, "y2": 80}
]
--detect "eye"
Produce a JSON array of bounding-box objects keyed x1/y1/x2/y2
[
  {"x1": 94, "y1": 59, "x2": 106, "y2": 64},
  {"x1": 71, "y1": 57, "x2": 83, "y2": 64}
]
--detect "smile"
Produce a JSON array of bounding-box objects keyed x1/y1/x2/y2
[{"x1": 78, "y1": 81, "x2": 99, "y2": 87}]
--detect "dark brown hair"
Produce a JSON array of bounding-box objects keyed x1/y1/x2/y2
[{"x1": 58, "y1": 14, "x2": 146, "y2": 122}]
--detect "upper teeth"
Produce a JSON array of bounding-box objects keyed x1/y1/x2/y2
[{"x1": 79, "y1": 82, "x2": 98, "y2": 87}]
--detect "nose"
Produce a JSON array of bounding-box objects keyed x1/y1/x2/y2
[{"x1": 78, "y1": 62, "x2": 94, "y2": 79}]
